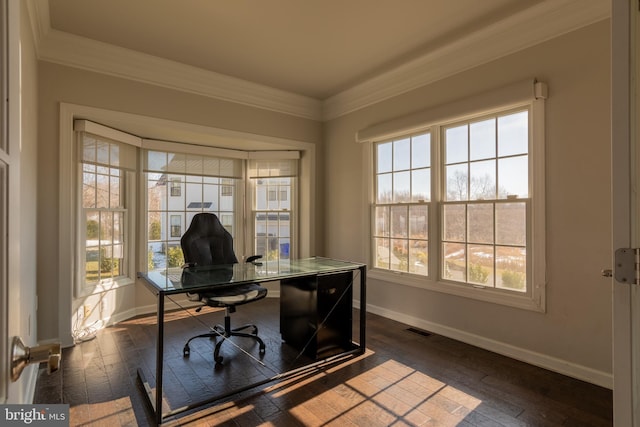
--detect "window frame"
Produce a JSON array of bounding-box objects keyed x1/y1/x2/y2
[
  {"x1": 74, "y1": 123, "x2": 140, "y2": 298},
  {"x1": 362, "y1": 81, "x2": 547, "y2": 312},
  {"x1": 143, "y1": 147, "x2": 245, "y2": 271},
  {"x1": 72, "y1": 121, "x2": 302, "y2": 287},
  {"x1": 247, "y1": 157, "x2": 299, "y2": 266}
]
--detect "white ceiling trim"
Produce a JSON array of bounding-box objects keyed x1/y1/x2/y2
[
  {"x1": 27, "y1": 0, "x2": 609, "y2": 122},
  {"x1": 323, "y1": 0, "x2": 610, "y2": 120},
  {"x1": 38, "y1": 28, "x2": 323, "y2": 120},
  {"x1": 26, "y1": 0, "x2": 322, "y2": 120}
]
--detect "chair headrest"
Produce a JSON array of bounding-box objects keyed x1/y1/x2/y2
[{"x1": 180, "y1": 213, "x2": 238, "y2": 266}]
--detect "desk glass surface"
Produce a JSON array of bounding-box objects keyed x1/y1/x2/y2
[{"x1": 140, "y1": 257, "x2": 364, "y2": 295}]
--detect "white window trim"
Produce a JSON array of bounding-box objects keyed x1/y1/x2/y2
[{"x1": 359, "y1": 79, "x2": 547, "y2": 312}]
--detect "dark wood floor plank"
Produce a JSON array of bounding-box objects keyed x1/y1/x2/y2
[{"x1": 34, "y1": 298, "x2": 613, "y2": 426}]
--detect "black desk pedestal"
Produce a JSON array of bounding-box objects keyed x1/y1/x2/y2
[{"x1": 280, "y1": 271, "x2": 353, "y2": 360}]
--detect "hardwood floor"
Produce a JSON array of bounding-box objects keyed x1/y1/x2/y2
[{"x1": 34, "y1": 298, "x2": 613, "y2": 426}]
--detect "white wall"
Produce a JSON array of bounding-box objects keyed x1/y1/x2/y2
[{"x1": 323, "y1": 21, "x2": 612, "y2": 386}]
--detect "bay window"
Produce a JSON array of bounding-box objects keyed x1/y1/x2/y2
[{"x1": 73, "y1": 120, "x2": 299, "y2": 291}]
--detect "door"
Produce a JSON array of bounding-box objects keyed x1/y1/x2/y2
[
  {"x1": 612, "y1": 0, "x2": 640, "y2": 425},
  {"x1": 2, "y1": 0, "x2": 30, "y2": 403}
]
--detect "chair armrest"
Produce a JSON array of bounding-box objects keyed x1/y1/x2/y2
[{"x1": 246, "y1": 255, "x2": 263, "y2": 264}]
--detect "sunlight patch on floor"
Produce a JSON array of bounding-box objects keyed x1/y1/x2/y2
[{"x1": 287, "y1": 358, "x2": 483, "y2": 426}]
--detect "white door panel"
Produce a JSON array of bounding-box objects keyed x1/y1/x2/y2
[{"x1": 612, "y1": 0, "x2": 639, "y2": 425}]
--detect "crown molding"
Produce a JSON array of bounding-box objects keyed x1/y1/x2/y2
[
  {"x1": 26, "y1": 0, "x2": 609, "y2": 122},
  {"x1": 26, "y1": 0, "x2": 322, "y2": 121},
  {"x1": 38, "y1": 29, "x2": 323, "y2": 120},
  {"x1": 322, "y1": 0, "x2": 610, "y2": 120}
]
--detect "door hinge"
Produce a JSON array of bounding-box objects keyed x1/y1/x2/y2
[{"x1": 615, "y1": 248, "x2": 640, "y2": 284}]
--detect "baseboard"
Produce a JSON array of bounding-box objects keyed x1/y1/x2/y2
[{"x1": 361, "y1": 300, "x2": 613, "y2": 389}]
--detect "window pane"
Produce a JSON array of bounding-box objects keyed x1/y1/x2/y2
[
  {"x1": 82, "y1": 138, "x2": 97, "y2": 163},
  {"x1": 96, "y1": 174, "x2": 109, "y2": 208},
  {"x1": 496, "y1": 246, "x2": 526, "y2": 291},
  {"x1": 496, "y1": 202, "x2": 526, "y2": 245},
  {"x1": 408, "y1": 205, "x2": 428, "y2": 240},
  {"x1": 468, "y1": 244, "x2": 494, "y2": 286},
  {"x1": 147, "y1": 151, "x2": 168, "y2": 171},
  {"x1": 393, "y1": 138, "x2": 411, "y2": 171},
  {"x1": 409, "y1": 240, "x2": 428, "y2": 275},
  {"x1": 113, "y1": 212, "x2": 123, "y2": 244},
  {"x1": 469, "y1": 160, "x2": 496, "y2": 200},
  {"x1": 165, "y1": 153, "x2": 187, "y2": 174},
  {"x1": 203, "y1": 183, "x2": 219, "y2": 210},
  {"x1": 147, "y1": 179, "x2": 164, "y2": 213},
  {"x1": 377, "y1": 142, "x2": 392, "y2": 173},
  {"x1": 467, "y1": 203, "x2": 493, "y2": 244},
  {"x1": 445, "y1": 164, "x2": 468, "y2": 201},
  {"x1": 445, "y1": 125, "x2": 468, "y2": 164},
  {"x1": 411, "y1": 168, "x2": 430, "y2": 202},
  {"x1": 86, "y1": 211, "x2": 100, "y2": 242},
  {"x1": 100, "y1": 212, "x2": 112, "y2": 242},
  {"x1": 83, "y1": 171, "x2": 96, "y2": 208},
  {"x1": 443, "y1": 242, "x2": 465, "y2": 282},
  {"x1": 109, "y1": 143, "x2": 121, "y2": 168},
  {"x1": 443, "y1": 204, "x2": 465, "y2": 242},
  {"x1": 374, "y1": 206, "x2": 389, "y2": 237},
  {"x1": 393, "y1": 171, "x2": 410, "y2": 203},
  {"x1": 280, "y1": 238, "x2": 290, "y2": 260},
  {"x1": 390, "y1": 239, "x2": 408, "y2": 272},
  {"x1": 390, "y1": 205, "x2": 407, "y2": 238},
  {"x1": 148, "y1": 212, "x2": 161, "y2": 241},
  {"x1": 498, "y1": 155, "x2": 528, "y2": 198},
  {"x1": 377, "y1": 173, "x2": 392, "y2": 203},
  {"x1": 84, "y1": 249, "x2": 99, "y2": 286},
  {"x1": 96, "y1": 141, "x2": 109, "y2": 165},
  {"x1": 470, "y1": 118, "x2": 496, "y2": 161},
  {"x1": 498, "y1": 111, "x2": 528, "y2": 157},
  {"x1": 109, "y1": 173, "x2": 121, "y2": 208},
  {"x1": 412, "y1": 133, "x2": 430, "y2": 169},
  {"x1": 170, "y1": 214, "x2": 182, "y2": 238},
  {"x1": 375, "y1": 237, "x2": 390, "y2": 269}
]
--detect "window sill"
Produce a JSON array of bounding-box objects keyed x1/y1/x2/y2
[{"x1": 368, "y1": 268, "x2": 545, "y2": 313}]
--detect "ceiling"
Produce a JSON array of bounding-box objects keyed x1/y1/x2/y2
[
  {"x1": 31, "y1": 0, "x2": 610, "y2": 120},
  {"x1": 42, "y1": 0, "x2": 601, "y2": 100},
  {"x1": 47, "y1": 0, "x2": 542, "y2": 100}
]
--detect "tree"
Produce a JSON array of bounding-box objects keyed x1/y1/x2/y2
[
  {"x1": 86, "y1": 220, "x2": 99, "y2": 239},
  {"x1": 149, "y1": 221, "x2": 161, "y2": 240}
]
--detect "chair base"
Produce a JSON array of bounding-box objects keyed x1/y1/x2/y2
[{"x1": 183, "y1": 315, "x2": 266, "y2": 364}]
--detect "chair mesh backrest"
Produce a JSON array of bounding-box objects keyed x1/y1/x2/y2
[{"x1": 180, "y1": 213, "x2": 238, "y2": 266}]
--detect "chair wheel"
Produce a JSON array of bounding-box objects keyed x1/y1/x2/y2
[
  {"x1": 215, "y1": 356, "x2": 224, "y2": 364},
  {"x1": 183, "y1": 345, "x2": 190, "y2": 357},
  {"x1": 259, "y1": 346, "x2": 266, "y2": 354}
]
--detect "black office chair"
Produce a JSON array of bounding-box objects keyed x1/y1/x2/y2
[{"x1": 180, "y1": 213, "x2": 267, "y2": 364}]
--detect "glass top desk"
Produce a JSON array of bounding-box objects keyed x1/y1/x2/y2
[{"x1": 138, "y1": 257, "x2": 366, "y2": 425}]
